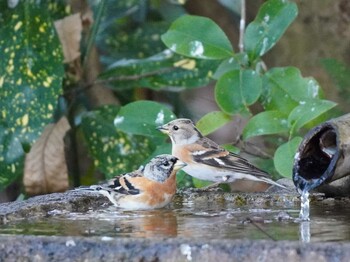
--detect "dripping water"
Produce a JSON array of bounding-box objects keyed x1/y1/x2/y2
[
  {"x1": 299, "y1": 190, "x2": 310, "y2": 221},
  {"x1": 298, "y1": 189, "x2": 311, "y2": 242}
]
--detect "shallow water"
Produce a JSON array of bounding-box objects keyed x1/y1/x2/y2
[{"x1": 1, "y1": 197, "x2": 350, "y2": 243}]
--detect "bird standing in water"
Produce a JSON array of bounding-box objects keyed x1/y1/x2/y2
[
  {"x1": 77, "y1": 154, "x2": 186, "y2": 210},
  {"x1": 157, "y1": 118, "x2": 285, "y2": 189}
]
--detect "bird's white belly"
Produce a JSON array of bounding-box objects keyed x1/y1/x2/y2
[
  {"x1": 117, "y1": 193, "x2": 173, "y2": 210},
  {"x1": 183, "y1": 165, "x2": 257, "y2": 183}
]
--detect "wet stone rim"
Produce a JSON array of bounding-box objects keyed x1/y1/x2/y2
[
  {"x1": 0, "y1": 190, "x2": 348, "y2": 261},
  {"x1": 1, "y1": 235, "x2": 350, "y2": 261},
  {"x1": 0, "y1": 189, "x2": 303, "y2": 224}
]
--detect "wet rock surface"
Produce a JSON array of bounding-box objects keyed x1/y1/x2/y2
[
  {"x1": 1, "y1": 235, "x2": 350, "y2": 262},
  {"x1": 0, "y1": 190, "x2": 106, "y2": 224},
  {"x1": 0, "y1": 188, "x2": 349, "y2": 261}
]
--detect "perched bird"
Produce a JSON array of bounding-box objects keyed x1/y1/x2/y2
[
  {"x1": 77, "y1": 154, "x2": 186, "y2": 210},
  {"x1": 157, "y1": 118, "x2": 285, "y2": 189}
]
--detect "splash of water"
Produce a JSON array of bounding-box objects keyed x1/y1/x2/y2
[{"x1": 299, "y1": 190, "x2": 310, "y2": 221}]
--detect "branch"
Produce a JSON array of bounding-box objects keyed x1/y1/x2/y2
[
  {"x1": 94, "y1": 66, "x2": 176, "y2": 85},
  {"x1": 94, "y1": 58, "x2": 192, "y2": 85},
  {"x1": 238, "y1": 0, "x2": 246, "y2": 53},
  {"x1": 64, "y1": 60, "x2": 190, "y2": 96}
]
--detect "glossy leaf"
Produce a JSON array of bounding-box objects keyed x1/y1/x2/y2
[
  {"x1": 288, "y1": 100, "x2": 337, "y2": 135},
  {"x1": 262, "y1": 67, "x2": 321, "y2": 114},
  {"x1": 213, "y1": 57, "x2": 240, "y2": 80},
  {"x1": 99, "y1": 50, "x2": 219, "y2": 90},
  {"x1": 81, "y1": 105, "x2": 156, "y2": 178},
  {"x1": 244, "y1": 0, "x2": 298, "y2": 60},
  {"x1": 274, "y1": 137, "x2": 302, "y2": 178},
  {"x1": 243, "y1": 111, "x2": 288, "y2": 140},
  {"x1": 114, "y1": 100, "x2": 176, "y2": 137},
  {"x1": 196, "y1": 111, "x2": 232, "y2": 136},
  {"x1": 0, "y1": 1, "x2": 64, "y2": 190},
  {"x1": 161, "y1": 15, "x2": 233, "y2": 59},
  {"x1": 215, "y1": 69, "x2": 262, "y2": 115},
  {"x1": 97, "y1": 7, "x2": 172, "y2": 60}
]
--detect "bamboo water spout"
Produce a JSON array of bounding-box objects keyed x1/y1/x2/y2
[{"x1": 293, "y1": 114, "x2": 350, "y2": 196}]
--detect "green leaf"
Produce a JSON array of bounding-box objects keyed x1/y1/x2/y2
[
  {"x1": 243, "y1": 111, "x2": 288, "y2": 139},
  {"x1": 196, "y1": 111, "x2": 232, "y2": 136},
  {"x1": 161, "y1": 15, "x2": 234, "y2": 59},
  {"x1": 143, "y1": 142, "x2": 172, "y2": 163},
  {"x1": 0, "y1": 127, "x2": 25, "y2": 191},
  {"x1": 244, "y1": 0, "x2": 298, "y2": 60},
  {"x1": 192, "y1": 177, "x2": 213, "y2": 188},
  {"x1": 215, "y1": 69, "x2": 262, "y2": 115},
  {"x1": 98, "y1": 51, "x2": 219, "y2": 90},
  {"x1": 99, "y1": 21, "x2": 171, "y2": 61},
  {"x1": 114, "y1": 100, "x2": 176, "y2": 137},
  {"x1": 288, "y1": 99, "x2": 337, "y2": 135},
  {"x1": 221, "y1": 144, "x2": 240, "y2": 154},
  {"x1": 213, "y1": 57, "x2": 240, "y2": 80},
  {"x1": 0, "y1": 2, "x2": 64, "y2": 190},
  {"x1": 80, "y1": 105, "x2": 156, "y2": 178},
  {"x1": 262, "y1": 67, "x2": 321, "y2": 114},
  {"x1": 274, "y1": 137, "x2": 302, "y2": 178},
  {"x1": 176, "y1": 170, "x2": 194, "y2": 188}
]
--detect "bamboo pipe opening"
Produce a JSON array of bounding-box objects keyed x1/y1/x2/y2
[{"x1": 293, "y1": 124, "x2": 339, "y2": 192}]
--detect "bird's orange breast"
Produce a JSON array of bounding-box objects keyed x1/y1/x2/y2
[
  {"x1": 172, "y1": 145, "x2": 195, "y2": 164},
  {"x1": 130, "y1": 173, "x2": 177, "y2": 207}
]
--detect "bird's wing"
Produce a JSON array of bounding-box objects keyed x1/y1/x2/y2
[
  {"x1": 107, "y1": 169, "x2": 144, "y2": 194},
  {"x1": 192, "y1": 137, "x2": 270, "y2": 178}
]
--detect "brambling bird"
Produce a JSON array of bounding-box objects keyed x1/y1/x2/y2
[
  {"x1": 157, "y1": 118, "x2": 286, "y2": 189},
  {"x1": 78, "y1": 154, "x2": 186, "y2": 210}
]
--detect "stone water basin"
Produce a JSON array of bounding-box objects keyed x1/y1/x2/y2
[{"x1": 1, "y1": 189, "x2": 350, "y2": 261}]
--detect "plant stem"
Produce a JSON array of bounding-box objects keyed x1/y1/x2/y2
[
  {"x1": 82, "y1": 0, "x2": 106, "y2": 70},
  {"x1": 239, "y1": 0, "x2": 246, "y2": 53}
]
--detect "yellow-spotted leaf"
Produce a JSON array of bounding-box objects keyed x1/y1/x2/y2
[
  {"x1": 0, "y1": 1, "x2": 64, "y2": 190},
  {"x1": 81, "y1": 105, "x2": 160, "y2": 178},
  {"x1": 99, "y1": 51, "x2": 219, "y2": 90}
]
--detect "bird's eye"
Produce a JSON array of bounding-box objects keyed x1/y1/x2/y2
[
  {"x1": 163, "y1": 162, "x2": 170, "y2": 167},
  {"x1": 173, "y1": 125, "x2": 179, "y2": 131}
]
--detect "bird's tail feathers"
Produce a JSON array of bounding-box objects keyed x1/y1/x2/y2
[
  {"x1": 74, "y1": 185, "x2": 111, "y2": 193},
  {"x1": 258, "y1": 177, "x2": 289, "y2": 190}
]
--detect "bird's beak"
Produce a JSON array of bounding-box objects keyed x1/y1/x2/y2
[
  {"x1": 156, "y1": 125, "x2": 169, "y2": 134},
  {"x1": 174, "y1": 160, "x2": 187, "y2": 171}
]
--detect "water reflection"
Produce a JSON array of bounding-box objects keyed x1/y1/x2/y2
[{"x1": 1, "y1": 199, "x2": 350, "y2": 242}]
